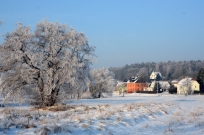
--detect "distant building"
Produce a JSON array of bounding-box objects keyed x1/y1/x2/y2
[
  {"x1": 143, "y1": 81, "x2": 169, "y2": 91},
  {"x1": 177, "y1": 77, "x2": 200, "y2": 95},
  {"x1": 150, "y1": 71, "x2": 163, "y2": 81},
  {"x1": 143, "y1": 71, "x2": 165, "y2": 92},
  {"x1": 171, "y1": 79, "x2": 179, "y2": 88},
  {"x1": 126, "y1": 76, "x2": 148, "y2": 93},
  {"x1": 144, "y1": 81, "x2": 156, "y2": 91}
]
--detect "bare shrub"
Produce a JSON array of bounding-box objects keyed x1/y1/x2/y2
[
  {"x1": 48, "y1": 105, "x2": 67, "y2": 112},
  {"x1": 32, "y1": 104, "x2": 77, "y2": 112},
  {"x1": 106, "y1": 110, "x2": 115, "y2": 117},
  {"x1": 52, "y1": 125, "x2": 62, "y2": 133},
  {"x1": 98, "y1": 105, "x2": 103, "y2": 119},
  {"x1": 144, "y1": 124, "x2": 149, "y2": 128},
  {"x1": 165, "y1": 118, "x2": 177, "y2": 133},
  {"x1": 39, "y1": 118, "x2": 50, "y2": 125},
  {"x1": 60, "y1": 112, "x2": 71, "y2": 119},
  {"x1": 193, "y1": 108, "x2": 204, "y2": 116},
  {"x1": 116, "y1": 117, "x2": 121, "y2": 122},
  {"x1": 73, "y1": 115, "x2": 82, "y2": 123},
  {"x1": 34, "y1": 126, "x2": 51, "y2": 135},
  {"x1": 81, "y1": 124, "x2": 90, "y2": 129},
  {"x1": 172, "y1": 112, "x2": 182, "y2": 117},
  {"x1": 104, "y1": 104, "x2": 111, "y2": 108},
  {"x1": 195, "y1": 119, "x2": 204, "y2": 127},
  {"x1": 126, "y1": 105, "x2": 132, "y2": 112}
]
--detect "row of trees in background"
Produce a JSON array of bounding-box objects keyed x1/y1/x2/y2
[
  {"x1": 110, "y1": 61, "x2": 204, "y2": 82},
  {"x1": 0, "y1": 20, "x2": 117, "y2": 107}
]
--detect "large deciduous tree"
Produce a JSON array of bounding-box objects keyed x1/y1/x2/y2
[{"x1": 0, "y1": 20, "x2": 95, "y2": 106}]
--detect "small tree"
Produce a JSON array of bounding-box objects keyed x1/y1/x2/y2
[
  {"x1": 153, "y1": 81, "x2": 161, "y2": 92},
  {"x1": 0, "y1": 20, "x2": 95, "y2": 106},
  {"x1": 179, "y1": 77, "x2": 192, "y2": 96},
  {"x1": 115, "y1": 83, "x2": 126, "y2": 97},
  {"x1": 186, "y1": 77, "x2": 192, "y2": 95},
  {"x1": 118, "y1": 86, "x2": 126, "y2": 97},
  {"x1": 89, "y1": 68, "x2": 117, "y2": 98}
]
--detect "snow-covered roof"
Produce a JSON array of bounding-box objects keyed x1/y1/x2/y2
[
  {"x1": 159, "y1": 81, "x2": 170, "y2": 89},
  {"x1": 128, "y1": 75, "x2": 144, "y2": 83},
  {"x1": 150, "y1": 71, "x2": 163, "y2": 80},
  {"x1": 116, "y1": 81, "x2": 126, "y2": 86},
  {"x1": 178, "y1": 77, "x2": 192, "y2": 85},
  {"x1": 171, "y1": 79, "x2": 179, "y2": 83},
  {"x1": 172, "y1": 79, "x2": 179, "y2": 82},
  {"x1": 159, "y1": 81, "x2": 170, "y2": 85}
]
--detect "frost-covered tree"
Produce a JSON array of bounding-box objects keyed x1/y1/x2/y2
[
  {"x1": 185, "y1": 77, "x2": 193, "y2": 95},
  {"x1": 137, "y1": 68, "x2": 149, "y2": 82},
  {"x1": 89, "y1": 68, "x2": 117, "y2": 98},
  {"x1": 0, "y1": 20, "x2": 95, "y2": 106},
  {"x1": 177, "y1": 77, "x2": 192, "y2": 96},
  {"x1": 116, "y1": 82, "x2": 126, "y2": 97}
]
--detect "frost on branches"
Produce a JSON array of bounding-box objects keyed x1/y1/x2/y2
[
  {"x1": 89, "y1": 68, "x2": 117, "y2": 98},
  {"x1": 0, "y1": 20, "x2": 95, "y2": 106}
]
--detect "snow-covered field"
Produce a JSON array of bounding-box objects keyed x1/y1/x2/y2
[{"x1": 1, "y1": 93, "x2": 204, "y2": 135}]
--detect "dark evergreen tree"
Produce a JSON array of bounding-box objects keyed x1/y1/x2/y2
[
  {"x1": 168, "y1": 83, "x2": 177, "y2": 94},
  {"x1": 197, "y1": 68, "x2": 204, "y2": 92},
  {"x1": 156, "y1": 74, "x2": 162, "y2": 81},
  {"x1": 123, "y1": 78, "x2": 128, "y2": 82},
  {"x1": 153, "y1": 82, "x2": 161, "y2": 92}
]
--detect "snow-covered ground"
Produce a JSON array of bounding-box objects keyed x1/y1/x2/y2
[{"x1": 1, "y1": 93, "x2": 204, "y2": 135}]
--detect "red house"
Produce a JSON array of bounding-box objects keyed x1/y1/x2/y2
[{"x1": 126, "y1": 76, "x2": 148, "y2": 93}]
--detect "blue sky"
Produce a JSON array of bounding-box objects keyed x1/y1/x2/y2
[{"x1": 0, "y1": 0, "x2": 204, "y2": 68}]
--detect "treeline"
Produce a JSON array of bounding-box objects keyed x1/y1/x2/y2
[{"x1": 109, "y1": 60, "x2": 204, "y2": 82}]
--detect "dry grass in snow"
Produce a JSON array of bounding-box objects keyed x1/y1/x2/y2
[{"x1": 1, "y1": 94, "x2": 204, "y2": 134}]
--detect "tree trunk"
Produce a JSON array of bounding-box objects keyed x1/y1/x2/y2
[{"x1": 41, "y1": 95, "x2": 55, "y2": 107}]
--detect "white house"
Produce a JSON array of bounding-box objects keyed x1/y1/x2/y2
[
  {"x1": 150, "y1": 71, "x2": 163, "y2": 81},
  {"x1": 177, "y1": 77, "x2": 200, "y2": 95},
  {"x1": 144, "y1": 81, "x2": 156, "y2": 91},
  {"x1": 144, "y1": 81, "x2": 169, "y2": 91}
]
